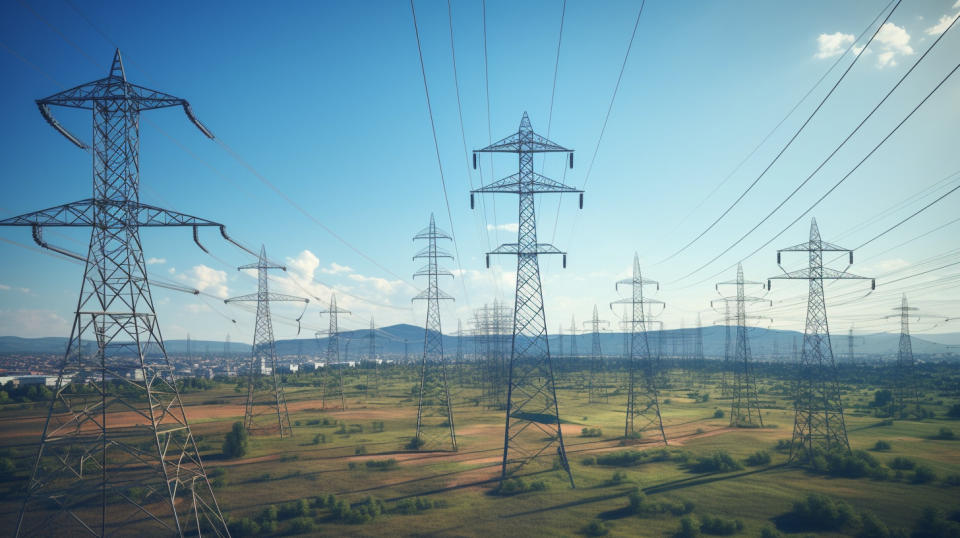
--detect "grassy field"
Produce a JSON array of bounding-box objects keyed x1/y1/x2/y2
[{"x1": 0, "y1": 362, "x2": 958, "y2": 537}]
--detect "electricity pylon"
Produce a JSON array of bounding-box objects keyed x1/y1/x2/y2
[
  {"x1": 0, "y1": 50, "x2": 230, "y2": 536},
  {"x1": 712, "y1": 264, "x2": 769, "y2": 427},
  {"x1": 470, "y1": 112, "x2": 580, "y2": 487},
  {"x1": 456, "y1": 319, "x2": 465, "y2": 387},
  {"x1": 568, "y1": 315, "x2": 578, "y2": 387},
  {"x1": 885, "y1": 295, "x2": 943, "y2": 416},
  {"x1": 769, "y1": 218, "x2": 874, "y2": 462},
  {"x1": 611, "y1": 254, "x2": 667, "y2": 444},
  {"x1": 364, "y1": 318, "x2": 379, "y2": 397},
  {"x1": 720, "y1": 302, "x2": 732, "y2": 398},
  {"x1": 318, "y1": 294, "x2": 350, "y2": 410},
  {"x1": 412, "y1": 214, "x2": 457, "y2": 451},
  {"x1": 225, "y1": 246, "x2": 308, "y2": 437},
  {"x1": 694, "y1": 314, "x2": 706, "y2": 388},
  {"x1": 584, "y1": 305, "x2": 609, "y2": 403}
]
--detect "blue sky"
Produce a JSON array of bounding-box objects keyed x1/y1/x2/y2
[{"x1": 1, "y1": 0, "x2": 958, "y2": 344}]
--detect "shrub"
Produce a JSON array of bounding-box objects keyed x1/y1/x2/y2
[
  {"x1": 581, "y1": 456, "x2": 597, "y2": 466},
  {"x1": 365, "y1": 459, "x2": 398, "y2": 471},
  {"x1": 675, "y1": 516, "x2": 700, "y2": 538},
  {"x1": 288, "y1": 517, "x2": 317, "y2": 533},
  {"x1": 699, "y1": 515, "x2": 744, "y2": 535},
  {"x1": 934, "y1": 427, "x2": 955, "y2": 440},
  {"x1": 221, "y1": 422, "x2": 248, "y2": 459},
  {"x1": 873, "y1": 440, "x2": 892, "y2": 451},
  {"x1": 858, "y1": 511, "x2": 891, "y2": 538},
  {"x1": 912, "y1": 465, "x2": 937, "y2": 484},
  {"x1": 912, "y1": 507, "x2": 960, "y2": 538},
  {"x1": 0, "y1": 457, "x2": 16, "y2": 481},
  {"x1": 406, "y1": 436, "x2": 426, "y2": 450},
  {"x1": 745, "y1": 450, "x2": 771, "y2": 466},
  {"x1": 691, "y1": 451, "x2": 743, "y2": 473},
  {"x1": 260, "y1": 504, "x2": 278, "y2": 522},
  {"x1": 227, "y1": 517, "x2": 259, "y2": 537},
  {"x1": 582, "y1": 519, "x2": 610, "y2": 536},
  {"x1": 312, "y1": 433, "x2": 325, "y2": 445},
  {"x1": 943, "y1": 474, "x2": 960, "y2": 487},
  {"x1": 581, "y1": 427, "x2": 603, "y2": 437},
  {"x1": 821, "y1": 450, "x2": 883, "y2": 479},
  {"x1": 788, "y1": 493, "x2": 857, "y2": 531},
  {"x1": 607, "y1": 471, "x2": 628, "y2": 485},
  {"x1": 395, "y1": 496, "x2": 444, "y2": 515},
  {"x1": 947, "y1": 404, "x2": 960, "y2": 419},
  {"x1": 493, "y1": 478, "x2": 546, "y2": 496},
  {"x1": 354, "y1": 445, "x2": 367, "y2": 455},
  {"x1": 713, "y1": 409, "x2": 725, "y2": 419},
  {"x1": 759, "y1": 526, "x2": 783, "y2": 538},
  {"x1": 278, "y1": 498, "x2": 310, "y2": 519},
  {"x1": 890, "y1": 457, "x2": 916, "y2": 470},
  {"x1": 774, "y1": 439, "x2": 792, "y2": 452}
]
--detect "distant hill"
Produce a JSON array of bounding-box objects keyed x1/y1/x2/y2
[{"x1": 4, "y1": 325, "x2": 958, "y2": 360}]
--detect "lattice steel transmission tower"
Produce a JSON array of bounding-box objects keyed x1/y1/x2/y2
[
  {"x1": 584, "y1": 305, "x2": 609, "y2": 403},
  {"x1": 225, "y1": 246, "x2": 308, "y2": 437},
  {"x1": 363, "y1": 318, "x2": 379, "y2": 397},
  {"x1": 412, "y1": 214, "x2": 457, "y2": 451},
  {"x1": 318, "y1": 294, "x2": 350, "y2": 410},
  {"x1": 769, "y1": 219, "x2": 874, "y2": 462},
  {"x1": 888, "y1": 295, "x2": 924, "y2": 415},
  {"x1": 1, "y1": 50, "x2": 230, "y2": 537},
  {"x1": 456, "y1": 319, "x2": 465, "y2": 387},
  {"x1": 712, "y1": 264, "x2": 769, "y2": 427},
  {"x1": 470, "y1": 112, "x2": 580, "y2": 486},
  {"x1": 611, "y1": 254, "x2": 667, "y2": 444}
]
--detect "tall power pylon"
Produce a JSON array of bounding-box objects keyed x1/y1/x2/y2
[
  {"x1": 712, "y1": 264, "x2": 769, "y2": 427},
  {"x1": 584, "y1": 305, "x2": 609, "y2": 403},
  {"x1": 225, "y1": 246, "x2": 308, "y2": 437},
  {"x1": 364, "y1": 318, "x2": 379, "y2": 397},
  {"x1": 456, "y1": 319, "x2": 465, "y2": 387},
  {"x1": 1, "y1": 50, "x2": 229, "y2": 536},
  {"x1": 720, "y1": 302, "x2": 732, "y2": 398},
  {"x1": 318, "y1": 294, "x2": 350, "y2": 410},
  {"x1": 769, "y1": 219, "x2": 874, "y2": 462},
  {"x1": 470, "y1": 112, "x2": 580, "y2": 487},
  {"x1": 612, "y1": 254, "x2": 667, "y2": 444},
  {"x1": 889, "y1": 295, "x2": 924, "y2": 415},
  {"x1": 412, "y1": 214, "x2": 458, "y2": 451}
]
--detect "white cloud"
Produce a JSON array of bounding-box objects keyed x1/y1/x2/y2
[
  {"x1": 185, "y1": 303, "x2": 211, "y2": 314},
  {"x1": 146, "y1": 257, "x2": 166, "y2": 265},
  {"x1": 925, "y1": 13, "x2": 957, "y2": 36},
  {"x1": 320, "y1": 262, "x2": 354, "y2": 275},
  {"x1": 873, "y1": 22, "x2": 913, "y2": 68},
  {"x1": 955, "y1": 0, "x2": 960, "y2": 10},
  {"x1": 347, "y1": 273, "x2": 405, "y2": 294},
  {"x1": 286, "y1": 250, "x2": 321, "y2": 281},
  {"x1": 0, "y1": 284, "x2": 30, "y2": 294},
  {"x1": 0, "y1": 309, "x2": 70, "y2": 337},
  {"x1": 486, "y1": 223, "x2": 520, "y2": 233},
  {"x1": 815, "y1": 32, "x2": 855, "y2": 59},
  {"x1": 179, "y1": 264, "x2": 229, "y2": 299}
]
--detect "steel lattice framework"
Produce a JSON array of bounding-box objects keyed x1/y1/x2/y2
[
  {"x1": 611, "y1": 254, "x2": 667, "y2": 443},
  {"x1": 318, "y1": 295, "x2": 350, "y2": 410},
  {"x1": 769, "y1": 219, "x2": 874, "y2": 462},
  {"x1": 470, "y1": 112, "x2": 579, "y2": 487},
  {"x1": 1, "y1": 50, "x2": 230, "y2": 537},
  {"x1": 411, "y1": 214, "x2": 458, "y2": 451},
  {"x1": 889, "y1": 295, "x2": 921, "y2": 415},
  {"x1": 225, "y1": 246, "x2": 307, "y2": 437},
  {"x1": 712, "y1": 264, "x2": 769, "y2": 427},
  {"x1": 363, "y1": 318, "x2": 379, "y2": 398},
  {"x1": 585, "y1": 305, "x2": 609, "y2": 403}
]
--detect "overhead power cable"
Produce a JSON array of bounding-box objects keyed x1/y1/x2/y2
[
  {"x1": 659, "y1": 0, "x2": 902, "y2": 264},
  {"x1": 672, "y1": 13, "x2": 960, "y2": 286}
]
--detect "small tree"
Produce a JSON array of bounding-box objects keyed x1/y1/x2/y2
[{"x1": 222, "y1": 422, "x2": 248, "y2": 459}]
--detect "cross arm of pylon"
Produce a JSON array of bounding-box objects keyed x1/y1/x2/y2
[
  {"x1": 474, "y1": 130, "x2": 571, "y2": 154},
  {"x1": 413, "y1": 265, "x2": 454, "y2": 278},
  {"x1": 411, "y1": 289, "x2": 454, "y2": 302},
  {"x1": 610, "y1": 297, "x2": 665, "y2": 308},
  {"x1": 485, "y1": 242, "x2": 568, "y2": 268},
  {"x1": 0, "y1": 199, "x2": 224, "y2": 228},
  {"x1": 470, "y1": 171, "x2": 582, "y2": 195},
  {"x1": 413, "y1": 246, "x2": 453, "y2": 259},
  {"x1": 413, "y1": 228, "x2": 452, "y2": 241},
  {"x1": 224, "y1": 292, "x2": 308, "y2": 304},
  {"x1": 615, "y1": 277, "x2": 659, "y2": 291},
  {"x1": 768, "y1": 267, "x2": 876, "y2": 290}
]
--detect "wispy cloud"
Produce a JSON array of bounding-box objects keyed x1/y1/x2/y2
[
  {"x1": 321, "y1": 262, "x2": 354, "y2": 275},
  {"x1": 925, "y1": 12, "x2": 958, "y2": 36},
  {"x1": 873, "y1": 22, "x2": 913, "y2": 68},
  {"x1": 0, "y1": 283, "x2": 30, "y2": 294},
  {"x1": 178, "y1": 265, "x2": 229, "y2": 298},
  {"x1": 146, "y1": 257, "x2": 166, "y2": 265},
  {"x1": 486, "y1": 223, "x2": 519, "y2": 233},
  {"x1": 815, "y1": 32, "x2": 856, "y2": 59}
]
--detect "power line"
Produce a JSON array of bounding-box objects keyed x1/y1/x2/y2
[
  {"x1": 672, "y1": 16, "x2": 960, "y2": 286},
  {"x1": 658, "y1": 0, "x2": 902, "y2": 264},
  {"x1": 659, "y1": 0, "x2": 897, "y2": 246},
  {"x1": 409, "y1": 0, "x2": 471, "y2": 309}
]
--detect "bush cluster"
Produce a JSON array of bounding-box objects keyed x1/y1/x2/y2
[
  {"x1": 221, "y1": 422, "x2": 248, "y2": 459},
  {"x1": 744, "y1": 450, "x2": 771, "y2": 466},
  {"x1": 699, "y1": 515, "x2": 744, "y2": 535},
  {"x1": 594, "y1": 448, "x2": 675, "y2": 467},
  {"x1": 492, "y1": 478, "x2": 548, "y2": 496},
  {"x1": 581, "y1": 427, "x2": 603, "y2": 437},
  {"x1": 690, "y1": 451, "x2": 743, "y2": 474},
  {"x1": 395, "y1": 497, "x2": 445, "y2": 515},
  {"x1": 365, "y1": 459, "x2": 398, "y2": 471},
  {"x1": 626, "y1": 488, "x2": 694, "y2": 517}
]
